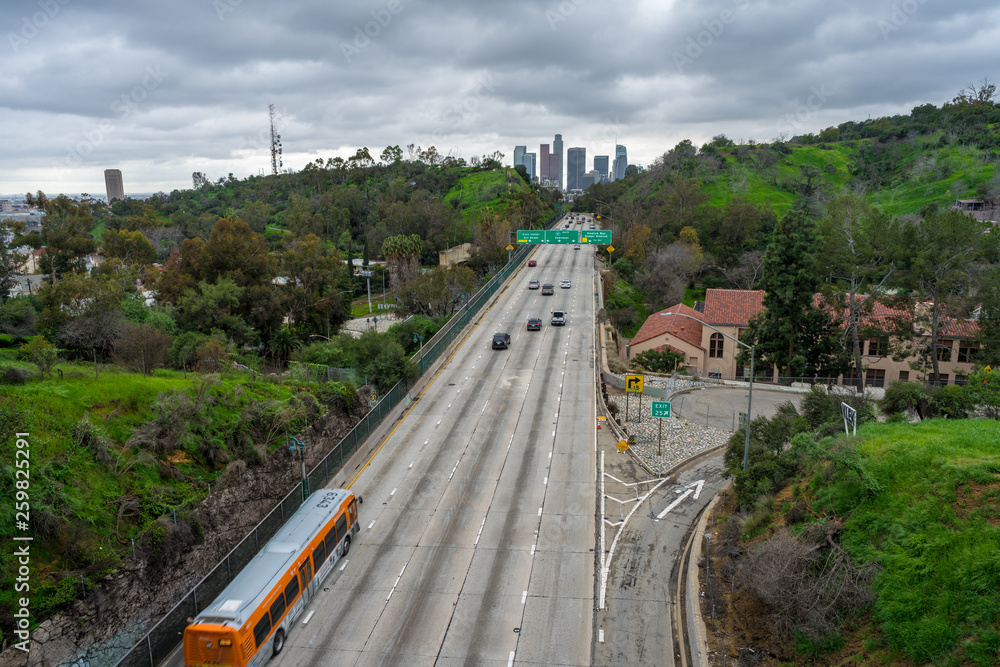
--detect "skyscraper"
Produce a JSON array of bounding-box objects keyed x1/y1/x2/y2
[
  {"x1": 539, "y1": 144, "x2": 550, "y2": 185},
  {"x1": 566, "y1": 147, "x2": 586, "y2": 192},
  {"x1": 552, "y1": 134, "x2": 564, "y2": 190},
  {"x1": 594, "y1": 155, "x2": 609, "y2": 182},
  {"x1": 612, "y1": 144, "x2": 627, "y2": 181},
  {"x1": 513, "y1": 145, "x2": 526, "y2": 169},
  {"x1": 525, "y1": 153, "x2": 537, "y2": 181},
  {"x1": 104, "y1": 169, "x2": 124, "y2": 202}
]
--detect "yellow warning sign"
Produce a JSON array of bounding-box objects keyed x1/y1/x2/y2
[
  {"x1": 625, "y1": 374, "x2": 643, "y2": 393},
  {"x1": 606, "y1": 245, "x2": 615, "y2": 253},
  {"x1": 506, "y1": 244, "x2": 514, "y2": 251},
  {"x1": 616, "y1": 439, "x2": 629, "y2": 453},
  {"x1": 597, "y1": 415, "x2": 607, "y2": 421}
]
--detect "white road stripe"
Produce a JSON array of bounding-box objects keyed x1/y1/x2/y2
[
  {"x1": 521, "y1": 591, "x2": 527, "y2": 604},
  {"x1": 302, "y1": 610, "x2": 315, "y2": 625},
  {"x1": 339, "y1": 559, "x2": 349, "y2": 571},
  {"x1": 390, "y1": 488, "x2": 396, "y2": 496},
  {"x1": 368, "y1": 521, "x2": 375, "y2": 529}
]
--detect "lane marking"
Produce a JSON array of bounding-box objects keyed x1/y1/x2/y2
[
  {"x1": 390, "y1": 488, "x2": 396, "y2": 496},
  {"x1": 302, "y1": 610, "x2": 315, "y2": 625},
  {"x1": 538, "y1": 507, "x2": 542, "y2": 516},
  {"x1": 339, "y1": 559, "x2": 349, "y2": 571},
  {"x1": 368, "y1": 521, "x2": 375, "y2": 530},
  {"x1": 521, "y1": 591, "x2": 527, "y2": 604},
  {"x1": 656, "y1": 489, "x2": 693, "y2": 520},
  {"x1": 598, "y1": 629, "x2": 604, "y2": 643},
  {"x1": 508, "y1": 651, "x2": 515, "y2": 667},
  {"x1": 386, "y1": 562, "x2": 408, "y2": 603}
]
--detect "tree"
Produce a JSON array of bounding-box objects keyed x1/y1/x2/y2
[
  {"x1": 102, "y1": 228, "x2": 157, "y2": 266},
  {"x1": 22, "y1": 192, "x2": 98, "y2": 283},
  {"x1": 722, "y1": 250, "x2": 765, "y2": 290},
  {"x1": 634, "y1": 244, "x2": 698, "y2": 311},
  {"x1": 975, "y1": 264, "x2": 1000, "y2": 368},
  {"x1": 709, "y1": 197, "x2": 776, "y2": 267},
  {"x1": 397, "y1": 265, "x2": 475, "y2": 317},
  {"x1": 895, "y1": 209, "x2": 992, "y2": 380},
  {"x1": 112, "y1": 322, "x2": 171, "y2": 375},
  {"x1": 175, "y1": 277, "x2": 253, "y2": 343},
  {"x1": 742, "y1": 210, "x2": 846, "y2": 380},
  {"x1": 382, "y1": 233, "x2": 423, "y2": 289},
  {"x1": 380, "y1": 145, "x2": 403, "y2": 165},
  {"x1": 281, "y1": 234, "x2": 351, "y2": 336},
  {"x1": 816, "y1": 195, "x2": 902, "y2": 390},
  {"x1": 17, "y1": 336, "x2": 59, "y2": 377}
]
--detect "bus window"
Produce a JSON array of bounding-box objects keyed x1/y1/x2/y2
[
  {"x1": 349, "y1": 501, "x2": 357, "y2": 524},
  {"x1": 284, "y1": 576, "x2": 299, "y2": 604},
  {"x1": 269, "y1": 594, "x2": 286, "y2": 626},
  {"x1": 313, "y1": 541, "x2": 327, "y2": 570},
  {"x1": 335, "y1": 515, "x2": 347, "y2": 542},
  {"x1": 324, "y1": 526, "x2": 337, "y2": 553},
  {"x1": 253, "y1": 615, "x2": 271, "y2": 648},
  {"x1": 301, "y1": 557, "x2": 313, "y2": 588}
]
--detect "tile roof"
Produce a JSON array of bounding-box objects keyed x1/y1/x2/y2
[
  {"x1": 631, "y1": 303, "x2": 705, "y2": 349},
  {"x1": 702, "y1": 289, "x2": 764, "y2": 326}
]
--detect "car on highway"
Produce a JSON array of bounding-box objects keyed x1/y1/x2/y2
[
  {"x1": 492, "y1": 332, "x2": 511, "y2": 349},
  {"x1": 528, "y1": 279, "x2": 540, "y2": 290},
  {"x1": 574, "y1": 244, "x2": 581, "y2": 249},
  {"x1": 541, "y1": 284, "x2": 554, "y2": 295},
  {"x1": 589, "y1": 224, "x2": 596, "y2": 229},
  {"x1": 528, "y1": 259, "x2": 537, "y2": 267},
  {"x1": 551, "y1": 310, "x2": 566, "y2": 326},
  {"x1": 560, "y1": 280, "x2": 571, "y2": 289},
  {"x1": 526, "y1": 317, "x2": 542, "y2": 331}
]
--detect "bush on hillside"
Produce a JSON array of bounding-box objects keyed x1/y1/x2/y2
[{"x1": 880, "y1": 381, "x2": 934, "y2": 420}]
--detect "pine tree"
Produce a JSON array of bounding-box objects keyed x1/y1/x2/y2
[{"x1": 742, "y1": 209, "x2": 846, "y2": 381}]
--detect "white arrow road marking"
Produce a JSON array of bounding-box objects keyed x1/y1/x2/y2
[{"x1": 656, "y1": 480, "x2": 706, "y2": 519}]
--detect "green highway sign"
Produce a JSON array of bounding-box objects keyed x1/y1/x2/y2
[
  {"x1": 581, "y1": 230, "x2": 612, "y2": 244},
  {"x1": 517, "y1": 230, "x2": 546, "y2": 244},
  {"x1": 516, "y1": 229, "x2": 584, "y2": 244},
  {"x1": 651, "y1": 401, "x2": 671, "y2": 418},
  {"x1": 550, "y1": 229, "x2": 580, "y2": 243}
]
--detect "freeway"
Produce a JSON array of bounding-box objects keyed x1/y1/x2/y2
[{"x1": 276, "y1": 231, "x2": 598, "y2": 665}]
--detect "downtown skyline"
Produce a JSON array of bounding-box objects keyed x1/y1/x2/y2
[{"x1": 2, "y1": 0, "x2": 998, "y2": 195}]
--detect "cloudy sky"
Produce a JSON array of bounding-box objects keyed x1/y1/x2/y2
[{"x1": 2, "y1": 0, "x2": 998, "y2": 197}]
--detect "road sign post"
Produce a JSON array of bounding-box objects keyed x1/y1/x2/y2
[
  {"x1": 651, "y1": 401, "x2": 671, "y2": 456},
  {"x1": 625, "y1": 375, "x2": 643, "y2": 422}
]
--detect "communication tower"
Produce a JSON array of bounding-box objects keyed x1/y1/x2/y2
[{"x1": 269, "y1": 103, "x2": 283, "y2": 175}]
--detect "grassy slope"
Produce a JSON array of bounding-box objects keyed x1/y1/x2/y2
[
  {"x1": 801, "y1": 419, "x2": 1000, "y2": 664},
  {"x1": 644, "y1": 137, "x2": 994, "y2": 219},
  {"x1": 0, "y1": 353, "x2": 317, "y2": 625},
  {"x1": 443, "y1": 169, "x2": 529, "y2": 225}
]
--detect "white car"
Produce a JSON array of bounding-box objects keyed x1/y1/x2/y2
[
  {"x1": 560, "y1": 280, "x2": 571, "y2": 289},
  {"x1": 574, "y1": 244, "x2": 581, "y2": 249}
]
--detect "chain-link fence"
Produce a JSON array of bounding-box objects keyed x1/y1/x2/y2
[{"x1": 112, "y1": 217, "x2": 552, "y2": 667}]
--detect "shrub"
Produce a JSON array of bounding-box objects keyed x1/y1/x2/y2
[
  {"x1": 880, "y1": 381, "x2": 933, "y2": 420},
  {"x1": 17, "y1": 336, "x2": 59, "y2": 377},
  {"x1": 112, "y1": 322, "x2": 172, "y2": 375},
  {"x1": 933, "y1": 384, "x2": 974, "y2": 419}
]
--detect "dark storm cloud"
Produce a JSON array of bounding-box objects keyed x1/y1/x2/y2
[{"x1": 1, "y1": 0, "x2": 998, "y2": 194}]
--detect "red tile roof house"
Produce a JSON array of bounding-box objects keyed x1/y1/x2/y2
[{"x1": 628, "y1": 289, "x2": 981, "y2": 388}]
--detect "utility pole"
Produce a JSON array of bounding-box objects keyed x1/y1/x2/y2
[{"x1": 269, "y1": 104, "x2": 282, "y2": 176}]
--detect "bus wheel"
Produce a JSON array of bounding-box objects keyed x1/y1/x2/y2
[
  {"x1": 343, "y1": 536, "x2": 351, "y2": 557},
  {"x1": 273, "y1": 629, "x2": 285, "y2": 655}
]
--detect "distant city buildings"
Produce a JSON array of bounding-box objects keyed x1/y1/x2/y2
[
  {"x1": 566, "y1": 147, "x2": 586, "y2": 192},
  {"x1": 104, "y1": 169, "x2": 124, "y2": 202},
  {"x1": 515, "y1": 138, "x2": 627, "y2": 192},
  {"x1": 613, "y1": 144, "x2": 627, "y2": 181},
  {"x1": 594, "y1": 155, "x2": 609, "y2": 182},
  {"x1": 552, "y1": 134, "x2": 563, "y2": 190}
]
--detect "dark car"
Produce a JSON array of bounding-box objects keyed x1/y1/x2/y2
[
  {"x1": 492, "y1": 332, "x2": 511, "y2": 349},
  {"x1": 541, "y1": 284, "x2": 554, "y2": 295},
  {"x1": 528, "y1": 259, "x2": 537, "y2": 267},
  {"x1": 551, "y1": 310, "x2": 566, "y2": 326},
  {"x1": 527, "y1": 317, "x2": 542, "y2": 331}
]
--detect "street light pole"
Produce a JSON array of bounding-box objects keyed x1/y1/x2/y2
[{"x1": 663, "y1": 311, "x2": 756, "y2": 470}]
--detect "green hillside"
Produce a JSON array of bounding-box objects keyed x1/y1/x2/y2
[{"x1": 717, "y1": 415, "x2": 1000, "y2": 665}]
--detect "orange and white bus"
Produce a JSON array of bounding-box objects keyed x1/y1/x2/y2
[{"x1": 183, "y1": 488, "x2": 361, "y2": 667}]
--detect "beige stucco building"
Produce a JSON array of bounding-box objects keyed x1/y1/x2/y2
[{"x1": 628, "y1": 289, "x2": 980, "y2": 387}]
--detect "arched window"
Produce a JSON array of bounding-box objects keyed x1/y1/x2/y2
[{"x1": 709, "y1": 333, "x2": 724, "y2": 358}]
